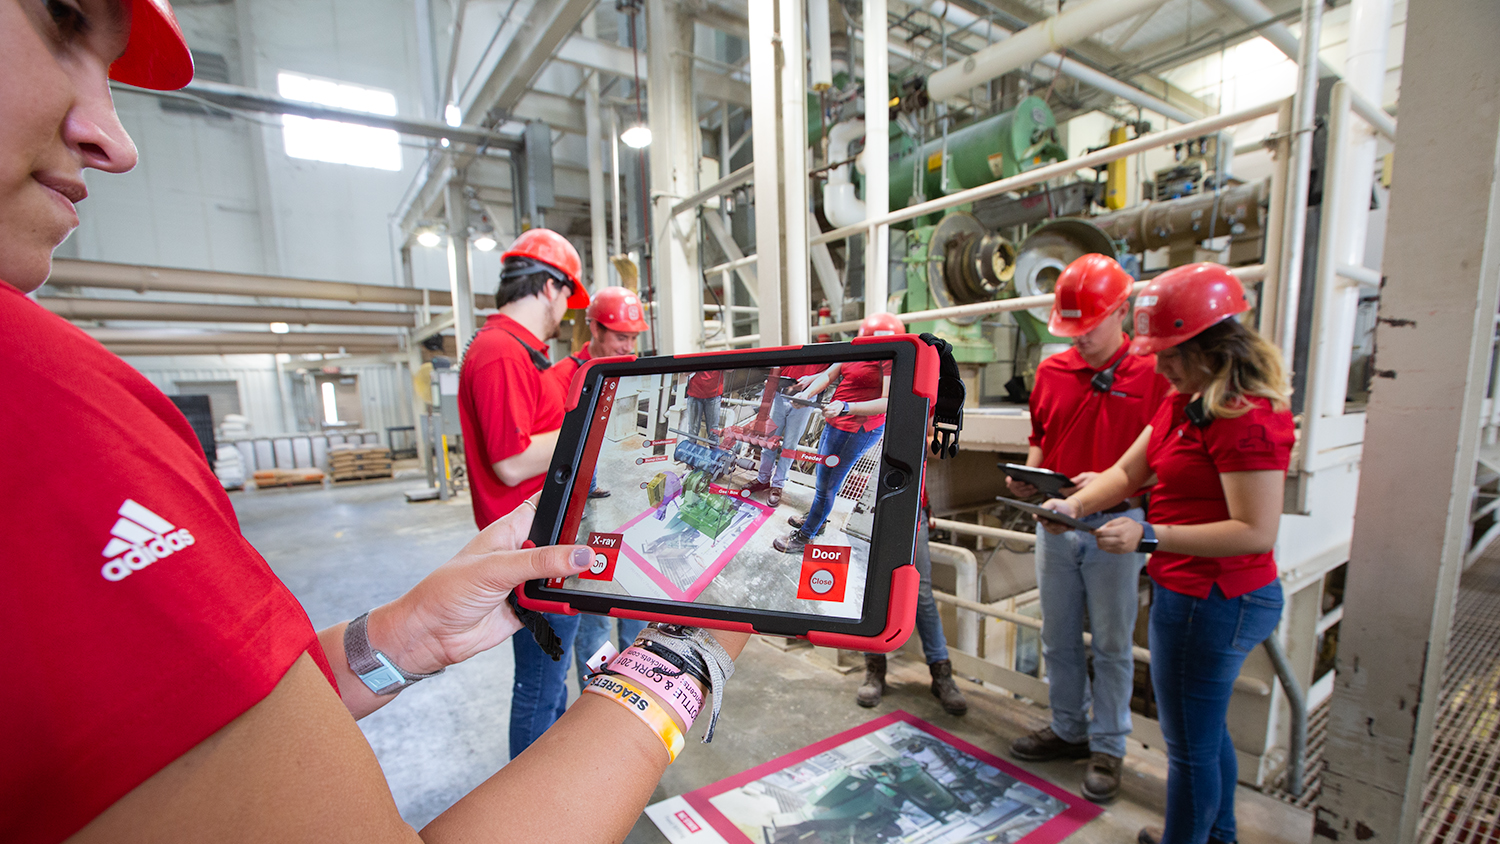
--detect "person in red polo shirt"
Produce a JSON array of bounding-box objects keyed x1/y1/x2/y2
[
  {"x1": 457, "y1": 227, "x2": 593, "y2": 758},
  {"x1": 0, "y1": 6, "x2": 749, "y2": 843},
  {"x1": 1007, "y1": 254, "x2": 1172, "y2": 803},
  {"x1": 772, "y1": 313, "x2": 900, "y2": 555},
  {"x1": 1041, "y1": 264, "x2": 1292, "y2": 844}
]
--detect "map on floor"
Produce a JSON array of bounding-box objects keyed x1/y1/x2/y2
[{"x1": 645, "y1": 710, "x2": 1101, "y2": 844}]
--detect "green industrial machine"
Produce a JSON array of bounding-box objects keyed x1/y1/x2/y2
[
  {"x1": 676, "y1": 470, "x2": 738, "y2": 540},
  {"x1": 888, "y1": 96, "x2": 1067, "y2": 219}
]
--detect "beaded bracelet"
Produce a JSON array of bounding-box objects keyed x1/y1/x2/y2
[{"x1": 583, "y1": 674, "x2": 685, "y2": 763}]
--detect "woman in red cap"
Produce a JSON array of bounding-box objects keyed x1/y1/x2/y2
[
  {"x1": 0, "y1": 4, "x2": 744, "y2": 842},
  {"x1": 1039, "y1": 264, "x2": 1293, "y2": 844}
]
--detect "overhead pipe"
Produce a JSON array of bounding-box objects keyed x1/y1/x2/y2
[
  {"x1": 925, "y1": 0, "x2": 1169, "y2": 103},
  {"x1": 925, "y1": 1, "x2": 1197, "y2": 124},
  {"x1": 47, "y1": 258, "x2": 457, "y2": 307},
  {"x1": 1209, "y1": 0, "x2": 1337, "y2": 79},
  {"x1": 38, "y1": 298, "x2": 418, "y2": 327}
]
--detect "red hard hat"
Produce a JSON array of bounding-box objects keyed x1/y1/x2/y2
[
  {"x1": 502, "y1": 229, "x2": 589, "y2": 309},
  {"x1": 110, "y1": 0, "x2": 195, "y2": 91},
  {"x1": 858, "y1": 312, "x2": 906, "y2": 337},
  {"x1": 1049, "y1": 254, "x2": 1134, "y2": 337},
  {"x1": 1129, "y1": 263, "x2": 1250, "y2": 355},
  {"x1": 587, "y1": 286, "x2": 649, "y2": 333}
]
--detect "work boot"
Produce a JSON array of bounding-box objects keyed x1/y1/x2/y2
[
  {"x1": 588, "y1": 487, "x2": 611, "y2": 499},
  {"x1": 773, "y1": 531, "x2": 810, "y2": 554},
  {"x1": 767, "y1": 486, "x2": 783, "y2": 506},
  {"x1": 744, "y1": 481, "x2": 771, "y2": 494},
  {"x1": 928, "y1": 660, "x2": 968, "y2": 715},
  {"x1": 1082, "y1": 751, "x2": 1123, "y2": 803},
  {"x1": 1010, "y1": 727, "x2": 1091, "y2": 761},
  {"x1": 857, "y1": 654, "x2": 886, "y2": 707},
  {"x1": 1138, "y1": 827, "x2": 1232, "y2": 844},
  {"x1": 786, "y1": 515, "x2": 826, "y2": 536}
]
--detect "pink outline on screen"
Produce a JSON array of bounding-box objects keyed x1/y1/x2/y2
[
  {"x1": 679, "y1": 710, "x2": 1102, "y2": 844},
  {"x1": 616, "y1": 498, "x2": 776, "y2": 601}
]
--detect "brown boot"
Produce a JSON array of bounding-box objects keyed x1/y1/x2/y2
[
  {"x1": 1010, "y1": 726, "x2": 1091, "y2": 761},
  {"x1": 1082, "y1": 751, "x2": 1123, "y2": 802},
  {"x1": 928, "y1": 660, "x2": 968, "y2": 715},
  {"x1": 857, "y1": 654, "x2": 886, "y2": 707}
]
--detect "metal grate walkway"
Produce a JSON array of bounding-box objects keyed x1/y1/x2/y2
[{"x1": 1418, "y1": 546, "x2": 1500, "y2": 844}]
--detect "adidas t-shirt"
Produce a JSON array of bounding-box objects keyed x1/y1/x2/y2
[{"x1": 0, "y1": 281, "x2": 333, "y2": 844}]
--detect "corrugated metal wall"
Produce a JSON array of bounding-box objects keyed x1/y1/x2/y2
[{"x1": 122, "y1": 354, "x2": 414, "y2": 443}]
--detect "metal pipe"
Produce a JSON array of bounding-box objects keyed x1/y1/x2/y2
[
  {"x1": 46, "y1": 258, "x2": 458, "y2": 307},
  {"x1": 812, "y1": 99, "x2": 1285, "y2": 246},
  {"x1": 445, "y1": 179, "x2": 477, "y2": 360},
  {"x1": 1274, "y1": 0, "x2": 1322, "y2": 362},
  {"x1": 931, "y1": 517, "x2": 1037, "y2": 546},
  {"x1": 1262, "y1": 634, "x2": 1307, "y2": 797},
  {"x1": 808, "y1": 0, "x2": 833, "y2": 91},
  {"x1": 925, "y1": 0, "x2": 1168, "y2": 102},
  {"x1": 863, "y1": 0, "x2": 890, "y2": 317},
  {"x1": 780, "y1": 0, "x2": 812, "y2": 345},
  {"x1": 931, "y1": 590, "x2": 1273, "y2": 696},
  {"x1": 610, "y1": 108, "x2": 624, "y2": 269},
  {"x1": 930, "y1": 542, "x2": 981, "y2": 655},
  {"x1": 86, "y1": 328, "x2": 402, "y2": 347},
  {"x1": 670, "y1": 164, "x2": 754, "y2": 217},
  {"x1": 37, "y1": 298, "x2": 419, "y2": 327},
  {"x1": 1209, "y1": 0, "x2": 1337, "y2": 78},
  {"x1": 584, "y1": 12, "x2": 609, "y2": 292}
]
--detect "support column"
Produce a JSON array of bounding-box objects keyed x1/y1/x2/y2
[
  {"x1": 647, "y1": 0, "x2": 700, "y2": 354},
  {"x1": 583, "y1": 12, "x2": 608, "y2": 293},
  {"x1": 445, "y1": 178, "x2": 477, "y2": 360},
  {"x1": 862, "y1": 0, "x2": 889, "y2": 317},
  {"x1": 1316, "y1": 1, "x2": 1500, "y2": 840},
  {"x1": 749, "y1": 0, "x2": 784, "y2": 346},
  {"x1": 779, "y1": 0, "x2": 810, "y2": 345}
]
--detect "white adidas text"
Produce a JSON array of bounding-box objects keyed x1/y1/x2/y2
[{"x1": 100, "y1": 499, "x2": 195, "y2": 582}]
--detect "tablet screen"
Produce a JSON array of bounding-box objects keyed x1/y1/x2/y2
[{"x1": 540, "y1": 361, "x2": 896, "y2": 621}]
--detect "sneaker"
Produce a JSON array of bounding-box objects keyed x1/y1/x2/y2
[
  {"x1": 1010, "y1": 727, "x2": 1091, "y2": 761},
  {"x1": 773, "y1": 531, "x2": 810, "y2": 554},
  {"x1": 786, "y1": 515, "x2": 826, "y2": 536},
  {"x1": 767, "y1": 487, "x2": 783, "y2": 506},
  {"x1": 1081, "y1": 752, "x2": 1123, "y2": 802},
  {"x1": 588, "y1": 488, "x2": 612, "y2": 499}
]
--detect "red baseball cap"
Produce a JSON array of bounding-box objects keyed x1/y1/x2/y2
[{"x1": 110, "y1": 0, "x2": 195, "y2": 91}]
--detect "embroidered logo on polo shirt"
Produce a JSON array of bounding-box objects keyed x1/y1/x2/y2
[{"x1": 100, "y1": 499, "x2": 195, "y2": 582}]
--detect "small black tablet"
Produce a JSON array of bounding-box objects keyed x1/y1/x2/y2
[
  {"x1": 1000, "y1": 463, "x2": 1075, "y2": 498},
  {"x1": 996, "y1": 496, "x2": 1097, "y2": 533}
]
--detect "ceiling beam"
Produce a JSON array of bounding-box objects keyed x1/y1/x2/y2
[
  {"x1": 47, "y1": 259, "x2": 456, "y2": 307},
  {"x1": 38, "y1": 297, "x2": 419, "y2": 327},
  {"x1": 464, "y1": 0, "x2": 597, "y2": 122}
]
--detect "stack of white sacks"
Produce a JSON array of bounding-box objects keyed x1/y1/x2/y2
[{"x1": 214, "y1": 414, "x2": 250, "y2": 489}]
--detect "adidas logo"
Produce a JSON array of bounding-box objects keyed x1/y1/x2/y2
[{"x1": 100, "y1": 499, "x2": 195, "y2": 582}]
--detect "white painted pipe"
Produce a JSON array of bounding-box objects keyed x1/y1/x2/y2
[
  {"x1": 929, "y1": 542, "x2": 981, "y2": 657},
  {"x1": 823, "y1": 119, "x2": 868, "y2": 229},
  {"x1": 925, "y1": 1, "x2": 1196, "y2": 123},
  {"x1": 926, "y1": 0, "x2": 1167, "y2": 102},
  {"x1": 808, "y1": 0, "x2": 833, "y2": 91},
  {"x1": 862, "y1": 0, "x2": 890, "y2": 318},
  {"x1": 1211, "y1": 0, "x2": 1337, "y2": 79}
]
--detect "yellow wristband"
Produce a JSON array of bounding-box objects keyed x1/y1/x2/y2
[{"x1": 583, "y1": 674, "x2": 686, "y2": 763}]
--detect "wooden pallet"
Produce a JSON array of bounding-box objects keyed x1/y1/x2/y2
[{"x1": 331, "y1": 470, "x2": 394, "y2": 482}]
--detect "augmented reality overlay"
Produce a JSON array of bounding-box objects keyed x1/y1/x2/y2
[{"x1": 544, "y1": 362, "x2": 896, "y2": 620}]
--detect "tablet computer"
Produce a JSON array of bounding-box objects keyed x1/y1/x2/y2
[
  {"x1": 519, "y1": 336, "x2": 940, "y2": 652},
  {"x1": 1000, "y1": 463, "x2": 1075, "y2": 498},
  {"x1": 995, "y1": 496, "x2": 1097, "y2": 533}
]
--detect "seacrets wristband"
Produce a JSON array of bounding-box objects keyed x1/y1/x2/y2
[
  {"x1": 606, "y1": 647, "x2": 705, "y2": 727},
  {"x1": 584, "y1": 674, "x2": 685, "y2": 763}
]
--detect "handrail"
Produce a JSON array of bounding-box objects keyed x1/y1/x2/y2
[
  {"x1": 810, "y1": 99, "x2": 1286, "y2": 247},
  {"x1": 930, "y1": 589, "x2": 1273, "y2": 696},
  {"x1": 1348, "y1": 87, "x2": 1398, "y2": 140},
  {"x1": 670, "y1": 164, "x2": 754, "y2": 218}
]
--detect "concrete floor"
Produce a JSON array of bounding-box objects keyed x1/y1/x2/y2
[{"x1": 233, "y1": 476, "x2": 1314, "y2": 843}]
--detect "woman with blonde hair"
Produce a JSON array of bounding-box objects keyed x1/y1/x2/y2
[{"x1": 1039, "y1": 263, "x2": 1293, "y2": 844}]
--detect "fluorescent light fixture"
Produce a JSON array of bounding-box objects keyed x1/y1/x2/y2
[
  {"x1": 277, "y1": 72, "x2": 402, "y2": 171},
  {"x1": 621, "y1": 124, "x2": 653, "y2": 149},
  {"x1": 416, "y1": 229, "x2": 442, "y2": 248},
  {"x1": 444, "y1": 103, "x2": 462, "y2": 127},
  {"x1": 473, "y1": 233, "x2": 497, "y2": 251},
  {"x1": 269, "y1": 322, "x2": 290, "y2": 334}
]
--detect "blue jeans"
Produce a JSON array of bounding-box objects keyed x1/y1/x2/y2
[
  {"x1": 509, "y1": 612, "x2": 582, "y2": 759},
  {"x1": 1151, "y1": 581, "x2": 1284, "y2": 844},
  {"x1": 573, "y1": 614, "x2": 649, "y2": 691},
  {"x1": 682, "y1": 395, "x2": 721, "y2": 439},
  {"x1": 801, "y1": 425, "x2": 883, "y2": 538},
  {"x1": 1034, "y1": 508, "x2": 1147, "y2": 758},
  {"x1": 757, "y1": 394, "x2": 817, "y2": 488},
  {"x1": 867, "y1": 524, "x2": 949, "y2": 664}
]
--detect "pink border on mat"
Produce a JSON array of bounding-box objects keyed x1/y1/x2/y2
[
  {"x1": 680, "y1": 710, "x2": 1101, "y2": 844},
  {"x1": 617, "y1": 497, "x2": 775, "y2": 601}
]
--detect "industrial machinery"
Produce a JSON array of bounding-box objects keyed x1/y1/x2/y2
[
  {"x1": 672, "y1": 432, "x2": 737, "y2": 477},
  {"x1": 675, "y1": 470, "x2": 738, "y2": 539}
]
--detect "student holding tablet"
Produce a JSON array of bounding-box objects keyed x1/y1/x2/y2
[
  {"x1": 1038, "y1": 263, "x2": 1293, "y2": 844},
  {"x1": 1006, "y1": 255, "x2": 1171, "y2": 803}
]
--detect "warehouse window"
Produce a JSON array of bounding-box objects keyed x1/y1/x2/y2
[{"x1": 277, "y1": 72, "x2": 401, "y2": 171}]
